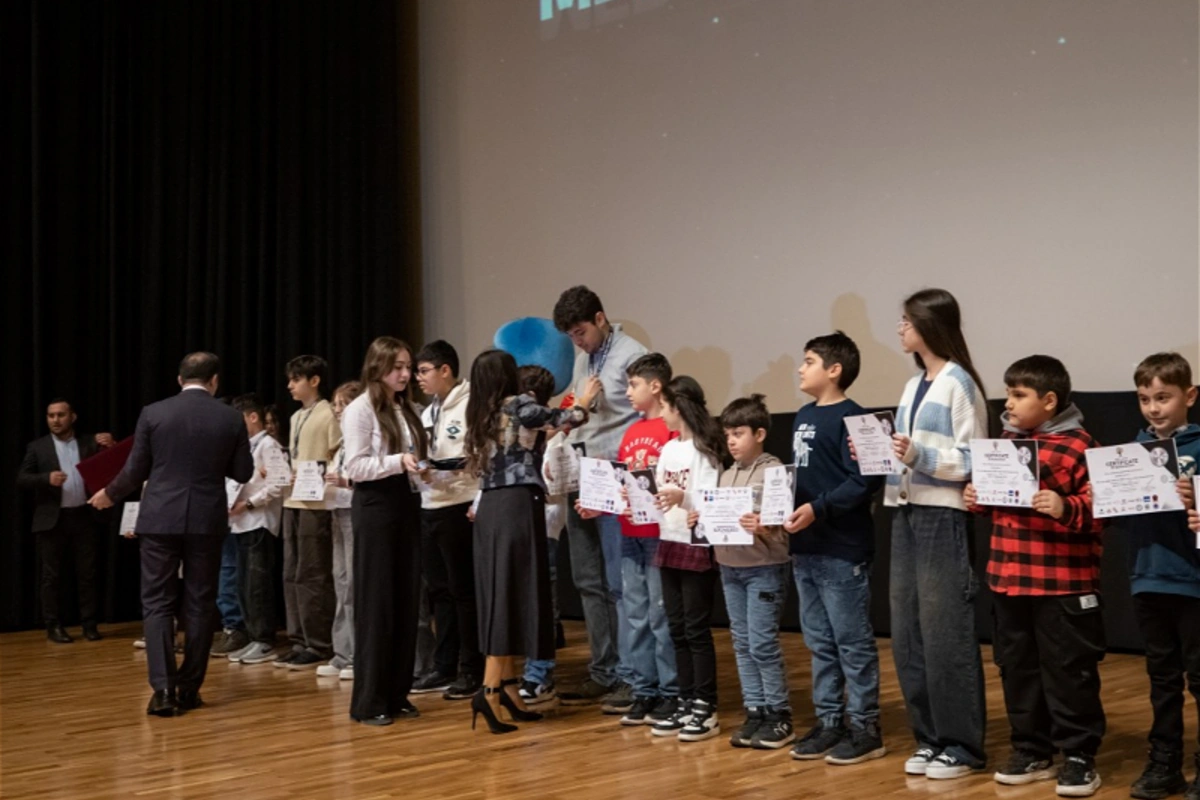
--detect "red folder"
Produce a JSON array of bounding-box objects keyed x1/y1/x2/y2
[{"x1": 76, "y1": 436, "x2": 134, "y2": 495}]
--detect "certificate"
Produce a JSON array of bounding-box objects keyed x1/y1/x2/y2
[
  {"x1": 626, "y1": 469, "x2": 665, "y2": 527},
  {"x1": 119, "y1": 502, "x2": 139, "y2": 537},
  {"x1": 226, "y1": 479, "x2": 243, "y2": 510},
  {"x1": 1194, "y1": 476, "x2": 1200, "y2": 550},
  {"x1": 695, "y1": 486, "x2": 756, "y2": 546},
  {"x1": 544, "y1": 440, "x2": 585, "y2": 496},
  {"x1": 291, "y1": 460, "x2": 328, "y2": 502},
  {"x1": 969, "y1": 439, "x2": 1040, "y2": 507},
  {"x1": 845, "y1": 411, "x2": 900, "y2": 476},
  {"x1": 263, "y1": 447, "x2": 292, "y2": 488},
  {"x1": 758, "y1": 465, "x2": 796, "y2": 526},
  {"x1": 1085, "y1": 439, "x2": 1182, "y2": 519},
  {"x1": 578, "y1": 457, "x2": 626, "y2": 514}
]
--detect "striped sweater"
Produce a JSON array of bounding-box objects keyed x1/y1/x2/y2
[{"x1": 884, "y1": 361, "x2": 988, "y2": 511}]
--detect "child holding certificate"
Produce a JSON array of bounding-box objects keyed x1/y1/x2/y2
[
  {"x1": 649, "y1": 376, "x2": 724, "y2": 742},
  {"x1": 1122, "y1": 352, "x2": 1200, "y2": 800},
  {"x1": 963, "y1": 355, "x2": 1104, "y2": 796},
  {"x1": 787, "y1": 332, "x2": 885, "y2": 765}
]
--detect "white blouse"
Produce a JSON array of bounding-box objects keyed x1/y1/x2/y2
[{"x1": 341, "y1": 392, "x2": 417, "y2": 484}]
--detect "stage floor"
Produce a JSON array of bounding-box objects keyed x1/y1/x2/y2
[{"x1": 0, "y1": 621, "x2": 1188, "y2": 799}]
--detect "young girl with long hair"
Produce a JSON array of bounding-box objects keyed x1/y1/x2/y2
[
  {"x1": 648, "y1": 376, "x2": 728, "y2": 743},
  {"x1": 341, "y1": 337, "x2": 428, "y2": 725},
  {"x1": 462, "y1": 349, "x2": 587, "y2": 734}
]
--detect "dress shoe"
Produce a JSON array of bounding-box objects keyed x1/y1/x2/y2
[
  {"x1": 177, "y1": 689, "x2": 204, "y2": 711},
  {"x1": 46, "y1": 624, "x2": 73, "y2": 644},
  {"x1": 394, "y1": 702, "x2": 420, "y2": 720},
  {"x1": 147, "y1": 690, "x2": 177, "y2": 717},
  {"x1": 82, "y1": 623, "x2": 103, "y2": 642}
]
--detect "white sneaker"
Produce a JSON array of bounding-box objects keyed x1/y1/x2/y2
[
  {"x1": 339, "y1": 666, "x2": 354, "y2": 681},
  {"x1": 926, "y1": 753, "x2": 985, "y2": 780},
  {"x1": 227, "y1": 641, "x2": 258, "y2": 662},
  {"x1": 677, "y1": 701, "x2": 720, "y2": 742},
  {"x1": 237, "y1": 642, "x2": 276, "y2": 665},
  {"x1": 905, "y1": 747, "x2": 938, "y2": 775},
  {"x1": 316, "y1": 662, "x2": 341, "y2": 677},
  {"x1": 133, "y1": 637, "x2": 146, "y2": 649}
]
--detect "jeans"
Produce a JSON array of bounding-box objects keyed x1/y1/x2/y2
[
  {"x1": 623, "y1": 537, "x2": 677, "y2": 699},
  {"x1": 793, "y1": 554, "x2": 880, "y2": 727},
  {"x1": 235, "y1": 528, "x2": 277, "y2": 644},
  {"x1": 331, "y1": 509, "x2": 355, "y2": 663},
  {"x1": 524, "y1": 537, "x2": 560, "y2": 685},
  {"x1": 565, "y1": 496, "x2": 627, "y2": 686},
  {"x1": 217, "y1": 531, "x2": 244, "y2": 631},
  {"x1": 1131, "y1": 592, "x2": 1200, "y2": 756},
  {"x1": 723, "y1": 562, "x2": 789, "y2": 710},
  {"x1": 660, "y1": 566, "x2": 717, "y2": 704},
  {"x1": 890, "y1": 504, "x2": 987, "y2": 767}
]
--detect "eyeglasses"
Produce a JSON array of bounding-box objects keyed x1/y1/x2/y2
[
  {"x1": 896, "y1": 318, "x2": 913, "y2": 332},
  {"x1": 415, "y1": 366, "x2": 436, "y2": 377}
]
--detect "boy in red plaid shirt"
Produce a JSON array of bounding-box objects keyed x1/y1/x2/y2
[{"x1": 964, "y1": 355, "x2": 1105, "y2": 797}]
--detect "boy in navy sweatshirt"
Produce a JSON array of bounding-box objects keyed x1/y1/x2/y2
[
  {"x1": 1125, "y1": 353, "x2": 1200, "y2": 800},
  {"x1": 785, "y1": 331, "x2": 884, "y2": 765}
]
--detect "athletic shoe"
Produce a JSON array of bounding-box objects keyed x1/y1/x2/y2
[
  {"x1": 237, "y1": 642, "x2": 276, "y2": 665},
  {"x1": 651, "y1": 698, "x2": 693, "y2": 737},
  {"x1": 559, "y1": 678, "x2": 613, "y2": 706},
  {"x1": 287, "y1": 650, "x2": 324, "y2": 670},
  {"x1": 825, "y1": 719, "x2": 886, "y2": 765},
  {"x1": 600, "y1": 683, "x2": 635, "y2": 715},
  {"x1": 1131, "y1": 751, "x2": 1185, "y2": 800},
  {"x1": 750, "y1": 708, "x2": 795, "y2": 750},
  {"x1": 339, "y1": 666, "x2": 354, "y2": 681},
  {"x1": 791, "y1": 724, "x2": 847, "y2": 761},
  {"x1": 926, "y1": 752, "x2": 986, "y2": 780},
  {"x1": 904, "y1": 747, "x2": 938, "y2": 775},
  {"x1": 995, "y1": 751, "x2": 1058, "y2": 786},
  {"x1": 411, "y1": 671, "x2": 453, "y2": 694},
  {"x1": 226, "y1": 641, "x2": 258, "y2": 662},
  {"x1": 620, "y1": 696, "x2": 657, "y2": 726},
  {"x1": 443, "y1": 674, "x2": 481, "y2": 700},
  {"x1": 677, "y1": 700, "x2": 719, "y2": 742},
  {"x1": 274, "y1": 649, "x2": 303, "y2": 668},
  {"x1": 519, "y1": 680, "x2": 557, "y2": 706},
  {"x1": 730, "y1": 707, "x2": 764, "y2": 748},
  {"x1": 1056, "y1": 755, "x2": 1101, "y2": 797}
]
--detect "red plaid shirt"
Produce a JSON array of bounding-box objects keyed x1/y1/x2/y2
[
  {"x1": 975, "y1": 427, "x2": 1103, "y2": 596},
  {"x1": 654, "y1": 538, "x2": 715, "y2": 573}
]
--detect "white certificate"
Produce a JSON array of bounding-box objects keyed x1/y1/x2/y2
[
  {"x1": 845, "y1": 411, "x2": 900, "y2": 476},
  {"x1": 578, "y1": 457, "x2": 626, "y2": 514},
  {"x1": 626, "y1": 469, "x2": 665, "y2": 527},
  {"x1": 1085, "y1": 439, "x2": 1182, "y2": 519},
  {"x1": 291, "y1": 460, "x2": 328, "y2": 502},
  {"x1": 226, "y1": 479, "x2": 242, "y2": 510},
  {"x1": 759, "y1": 465, "x2": 796, "y2": 526},
  {"x1": 263, "y1": 447, "x2": 292, "y2": 488},
  {"x1": 969, "y1": 439, "x2": 1040, "y2": 507},
  {"x1": 119, "y1": 502, "x2": 139, "y2": 536},
  {"x1": 1194, "y1": 476, "x2": 1200, "y2": 550},
  {"x1": 544, "y1": 440, "x2": 584, "y2": 496},
  {"x1": 695, "y1": 486, "x2": 756, "y2": 546}
]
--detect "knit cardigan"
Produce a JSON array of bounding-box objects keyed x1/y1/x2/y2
[{"x1": 884, "y1": 361, "x2": 988, "y2": 511}]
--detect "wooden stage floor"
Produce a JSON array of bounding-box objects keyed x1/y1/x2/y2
[{"x1": 0, "y1": 621, "x2": 1190, "y2": 800}]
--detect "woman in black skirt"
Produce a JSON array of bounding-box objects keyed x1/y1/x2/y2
[
  {"x1": 341, "y1": 336, "x2": 428, "y2": 725},
  {"x1": 462, "y1": 349, "x2": 587, "y2": 733}
]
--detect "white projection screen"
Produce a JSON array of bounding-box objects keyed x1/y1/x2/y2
[{"x1": 418, "y1": 0, "x2": 1199, "y2": 408}]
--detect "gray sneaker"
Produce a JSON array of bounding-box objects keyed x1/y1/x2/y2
[
  {"x1": 236, "y1": 642, "x2": 276, "y2": 664},
  {"x1": 559, "y1": 678, "x2": 614, "y2": 706},
  {"x1": 210, "y1": 628, "x2": 249, "y2": 657},
  {"x1": 600, "y1": 683, "x2": 635, "y2": 715}
]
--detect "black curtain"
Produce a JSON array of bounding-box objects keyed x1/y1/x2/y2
[{"x1": 2, "y1": 0, "x2": 422, "y2": 630}]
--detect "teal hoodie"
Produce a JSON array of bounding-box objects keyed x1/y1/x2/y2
[{"x1": 1127, "y1": 423, "x2": 1200, "y2": 598}]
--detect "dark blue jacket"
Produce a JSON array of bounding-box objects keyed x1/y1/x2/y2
[{"x1": 1126, "y1": 424, "x2": 1200, "y2": 598}]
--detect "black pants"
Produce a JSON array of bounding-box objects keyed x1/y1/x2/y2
[
  {"x1": 660, "y1": 566, "x2": 718, "y2": 704},
  {"x1": 991, "y1": 591, "x2": 1107, "y2": 757},
  {"x1": 140, "y1": 533, "x2": 224, "y2": 693},
  {"x1": 421, "y1": 503, "x2": 482, "y2": 678},
  {"x1": 282, "y1": 508, "x2": 335, "y2": 656},
  {"x1": 1132, "y1": 592, "x2": 1200, "y2": 756},
  {"x1": 38, "y1": 507, "x2": 97, "y2": 626},
  {"x1": 236, "y1": 528, "x2": 277, "y2": 644},
  {"x1": 350, "y1": 476, "x2": 421, "y2": 719}
]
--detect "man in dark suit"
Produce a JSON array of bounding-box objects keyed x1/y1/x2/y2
[
  {"x1": 89, "y1": 352, "x2": 253, "y2": 716},
  {"x1": 16, "y1": 400, "x2": 115, "y2": 643}
]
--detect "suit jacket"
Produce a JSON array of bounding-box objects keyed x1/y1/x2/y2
[
  {"x1": 106, "y1": 388, "x2": 254, "y2": 535},
  {"x1": 17, "y1": 433, "x2": 101, "y2": 532}
]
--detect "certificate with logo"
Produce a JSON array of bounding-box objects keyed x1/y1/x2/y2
[
  {"x1": 1085, "y1": 439, "x2": 1182, "y2": 519},
  {"x1": 845, "y1": 411, "x2": 900, "y2": 476},
  {"x1": 626, "y1": 469, "x2": 665, "y2": 526},
  {"x1": 758, "y1": 465, "x2": 796, "y2": 526},
  {"x1": 291, "y1": 460, "x2": 328, "y2": 502},
  {"x1": 578, "y1": 457, "x2": 627, "y2": 514},
  {"x1": 695, "y1": 487, "x2": 756, "y2": 546},
  {"x1": 544, "y1": 439, "x2": 585, "y2": 496},
  {"x1": 263, "y1": 447, "x2": 292, "y2": 488},
  {"x1": 969, "y1": 439, "x2": 1039, "y2": 507},
  {"x1": 119, "y1": 502, "x2": 139, "y2": 537}
]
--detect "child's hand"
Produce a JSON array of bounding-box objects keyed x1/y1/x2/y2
[
  {"x1": 739, "y1": 511, "x2": 762, "y2": 534},
  {"x1": 229, "y1": 500, "x2": 247, "y2": 517},
  {"x1": 847, "y1": 436, "x2": 858, "y2": 462},
  {"x1": 574, "y1": 498, "x2": 602, "y2": 520},
  {"x1": 1032, "y1": 490, "x2": 1065, "y2": 520},
  {"x1": 785, "y1": 503, "x2": 815, "y2": 533},
  {"x1": 1188, "y1": 508, "x2": 1200, "y2": 533},
  {"x1": 656, "y1": 486, "x2": 685, "y2": 510},
  {"x1": 466, "y1": 506, "x2": 476, "y2": 522},
  {"x1": 401, "y1": 453, "x2": 420, "y2": 473},
  {"x1": 260, "y1": 466, "x2": 268, "y2": 479},
  {"x1": 963, "y1": 483, "x2": 977, "y2": 507},
  {"x1": 686, "y1": 509, "x2": 700, "y2": 528},
  {"x1": 1177, "y1": 476, "x2": 1195, "y2": 510},
  {"x1": 578, "y1": 376, "x2": 604, "y2": 409},
  {"x1": 892, "y1": 434, "x2": 912, "y2": 462}
]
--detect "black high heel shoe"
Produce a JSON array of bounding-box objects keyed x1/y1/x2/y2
[
  {"x1": 471, "y1": 687, "x2": 517, "y2": 734},
  {"x1": 499, "y1": 678, "x2": 543, "y2": 722}
]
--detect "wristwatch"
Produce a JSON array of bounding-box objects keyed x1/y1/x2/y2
[{"x1": 245, "y1": 500, "x2": 256, "y2": 511}]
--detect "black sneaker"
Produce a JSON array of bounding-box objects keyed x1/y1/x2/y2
[
  {"x1": 791, "y1": 723, "x2": 847, "y2": 760},
  {"x1": 411, "y1": 671, "x2": 453, "y2": 694},
  {"x1": 648, "y1": 696, "x2": 678, "y2": 724},
  {"x1": 825, "y1": 718, "x2": 885, "y2": 764},
  {"x1": 751, "y1": 708, "x2": 795, "y2": 750},
  {"x1": 730, "y1": 707, "x2": 764, "y2": 748},
  {"x1": 519, "y1": 680, "x2": 557, "y2": 706},
  {"x1": 651, "y1": 698, "x2": 693, "y2": 737},
  {"x1": 994, "y1": 750, "x2": 1057, "y2": 785},
  {"x1": 1185, "y1": 753, "x2": 1200, "y2": 800},
  {"x1": 1056, "y1": 754, "x2": 1101, "y2": 797},
  {"x1": 600, "y1": 683, "x2": 635, "y2": 715},
  {"x1": 287, "y1": 650, "x2": 324, "y2": 670},
  {"x1": 442, "y1": 674, "x2": 481, "y2": 701},
  {"x1": 273, "y1": 649, "x2": 302, "y2": 668},
  {"x1": 559, "y1": 678, "x2": 613, "y2": 706},
  {"x1": 1131, "y1": 751, "x2": 1185, "y2": 800},
  {"x1": 620, "y1": 696, "x2": 657, "y2": 726},
  {"x1": 677, "y1": 700, "x2": 720, "y2": 742}
]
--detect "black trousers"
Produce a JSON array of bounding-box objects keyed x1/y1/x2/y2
[
  {"x1": 1132, "y1": 592, "x2": 1200, "y2": 756},
  {"x1": 37, "y1": 507, "x2": 97, "y2": 626},
  {"x1": 140, "y1": 533, "x2": 225, "y2": 693},
  {"x1": 421, "y1": 503, "x2": 483, "y2": 678},
  {"x1": 991, "y1": 591, "x2": 1107, "y2": 757},
  {"x1": 236, "y1": 528, "x2": 277, "y2": 644},
  {"x1": 350, "y1": 476, "x2": 421, "y2": 719},
  {"x1": 660, "y1": 566, "x2": 718, "y2": 704}
]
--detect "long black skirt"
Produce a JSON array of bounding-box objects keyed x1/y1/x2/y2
[{"x1": 474, "y1": 485, "x2": 553, "y2": 660}]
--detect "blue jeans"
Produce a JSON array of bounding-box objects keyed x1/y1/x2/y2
[
  {"x1": 217, "y1": 532, "x2": 244, "y2": 631},
  {"x1": 793, "y1": 553, "x2": 879, "y2": 727},
  {"x1": 564, "y1": 498, "x2": 629, "y2": 686},
  {"x1": 890, "y1": 504, "x2": 987, "y2": 767},
  {"x1": 722, "y1": 563, "x2": 789, "y2": 710},
  {"x1": 524, "y1": 537, "x2": 560, "y2": 685},
  {"x1": 623, "y1": 537, "x2": 677, "y2": 699}
]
